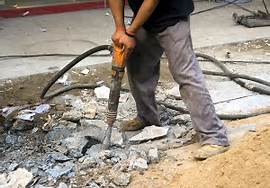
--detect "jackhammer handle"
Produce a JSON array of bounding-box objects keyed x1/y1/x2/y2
[{"x1": 106, "y1": 45, "x2": 127, "y2": 125}]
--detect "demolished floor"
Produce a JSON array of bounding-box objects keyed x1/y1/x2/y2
[{"x1": 0, "y1": 38, "x2": 270, "y2": 187}]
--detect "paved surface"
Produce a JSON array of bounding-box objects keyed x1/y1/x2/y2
[{"x1": 0, "y1": 1, "x2": 269, "y2": 79}]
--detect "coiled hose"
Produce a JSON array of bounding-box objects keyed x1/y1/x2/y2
[{"x1": 40, "y1": 45, "x2": 270, "y2": 120}]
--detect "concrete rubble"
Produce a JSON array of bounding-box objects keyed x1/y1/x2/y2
[
  {"x1": 112, "y1": 172, "x2": 131, "y2": 186},
  {"x1": 130, "y1": 158, "x2": 149, "y2": 171},
  {"x1": 1, "y1": 77, "x2": 264, "y2": 187},
  {"x1": 0, "y1": 168, "x2": 33, "y2": 188},
  {"x1": 94, "y1": 86, "x2": 110, "y2": 99},
  {"x1": 0, "y1": 87, "x2": 197, "y2": 187},
  {"x1": 148, "y1": 148, "x2": 160, "y2": 163},
  {"x1": 129, "y1": 126, "x2": 169, "y2": 144}
]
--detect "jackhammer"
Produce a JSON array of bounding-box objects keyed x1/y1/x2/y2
[{"x1": 102, "y1": 45, "x2": 127, "y2": 149}]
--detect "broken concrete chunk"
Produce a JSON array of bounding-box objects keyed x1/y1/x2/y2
[
  {"x1": 172, "y1": 125, "x2": 188, "y2": 139},
  {"x1": 57, "y1": 182, "x2": 68, "y2": 188},
  {"x1": 80, "y1": 68, "x2": 90, "y2": 75},
  {"x1": 34, "y1": 104, "x2": 50, "y2": 114},
  {"x1": 0, "y1": 168, "x2": 33, "y2": 188},
  {"x1": 47, "y1": 152, "x2": 71, "y2": 163},
  {"x1": 94, "y1": 86, "x2": 110, "y2": 99},
  {"x1": 46, "y1": 121, "x2": 77, "y2": 142},
  {"x1": 11, "y1": 119, "x2": 35, "y2": 131},
  {"x1": 8, "y1": 162, "x2": 19, "y2": 172},
  {"x1": 148, "y1": 148, "x2": 160, "y2": 163},
  {"x1": 16, "y1": 111, "x2": 36, "y2": 121},
  {"x1": 80, "y1": 119, "x2": 108, "y2": 129},
  {"x1": 62, "y1": 110, "x2": 82, "y2": 121},
  {"x1": 171, "y1": 114, "x2": 191, "y2": 125},
  {"x1": 111, "y1": 128, "x2": 124, "y2": 146},
  {"x1": 130, "y1": 158, "x2": 148, "y2": 171},
  {"x1": 46, "y1": 162, "x2": 74, "y2": 179},
  {"x1": 61, "y1": 135, "x2": 88, "y2": 158},
  {"x1": 128, "y1": 147, "x2": 148, "y2": 161},
  {"x1": 61, "y1": 95, "x2": 84, "y2": 110},
  {"x1": 83, "y1": 103, "x2": 97, "y2": 119},
  {"x1": 112, "y1": 172, "x2": 131, "y2": 186},
  {"x1": 5, "y1": 134, "x2": 17, "y2": 144},
  {"x1": 56, "y1": 74, "x2": 71, "y2": 86},
  {"x1": 129, "y1": 126, "x2": 169, "y2": 144},
  {"x1": 85, "y1": 144, "x2": 105, "y2": 159},
  {"x1": 55, "y1": 145, "x2": 69, "y2": 155},
  {"x1": 81, "y1": 156, "x2": 97, "y2": 169}
]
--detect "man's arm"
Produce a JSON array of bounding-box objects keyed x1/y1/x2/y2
[
  {"x1": 126, "y1": 0, "x2": 160, "y2": 36},
  {"x1": 108, "y1": 0, "x2": 125, "y2": 31},
  {"x1": 109, "y1": 0, "x2": 159, "y2": 57}
]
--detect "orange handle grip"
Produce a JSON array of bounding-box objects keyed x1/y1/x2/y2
[{"x1": 113, "y1": 45, "x2": 126, "y2": 69}]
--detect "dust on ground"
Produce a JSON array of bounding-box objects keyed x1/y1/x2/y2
[
  {"x1": 0, "y1": 62, "x2": 173, "y2": 107},
  {"x1": 129, "y1": 116, "x2": 270, "y2": 188},
  {"x1": 0, "y1": 63, "x2": 112, "y2": 107}
]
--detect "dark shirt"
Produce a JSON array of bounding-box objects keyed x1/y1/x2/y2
[{"x1": 128, "y1": 0, "x2": 194, "y2": 33}]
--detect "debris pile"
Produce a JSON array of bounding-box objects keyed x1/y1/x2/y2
[{"x1": 0, "y1": 83, "x2": 195, "y2": 187}]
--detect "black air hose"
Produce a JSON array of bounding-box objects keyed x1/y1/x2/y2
[
  {"x1": 40, "y1": 45, "x2": 112, "y2": 100},
  {"x1": 39, "y1": 45, "x2": 270, "y2": 120}
]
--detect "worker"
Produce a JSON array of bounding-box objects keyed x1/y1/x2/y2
[{"x1": 108, "y1": 0, "x2": 229, "y2": 160}]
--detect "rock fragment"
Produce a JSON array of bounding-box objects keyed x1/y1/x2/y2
[
  {"x1": 46, "y1": 122, "x2": 76, "y2": 142},
  {"x1": 80, "y1": 68, "x2": 90, "y2": 75},
  {"x1": 62, "y1": 110, "x2": 82, "y2": 121},
  {"x1": 130, "y1": 158, "x2": 148, "y2": 171},
  {"x1": 170, "y1": 114, "x2": 191, "y2": 125},
  {"x1": 47, "y1": 152, "x2": 71, "y2": 163},
  {"x1": 8, "y1": 162, "x2": 19, "y2": 171},
  {"x1": 172, "y1": 125, "x2": 188, "y2": 139},
  {"x1": 148, "y1": 148, "x2": 160, "y2": 163},
  {"x1": 57, "y1": 182, "x2": 68, "y2": 188},
  {"x1": 94, "y1": 86, "x2": 110, "y2": 99},
  {"x1": 112, "y1": 172, "x2": 131, "y2": 186},
  {"x1": 5, "y1": 134, "x2": 17, "y2": 144},
  {"x1": 80, "y1": 119, "x2": 107, "y2": 129},
  {"x1": 83, "y1": 103, "x2": 97, "y2": 119},
  {"x1": 129, "y1": 125, "x2": 169, "y2": 143},
  {"x1": 11, "y1": 119, "x2": 35, "y2": 131},
  {"x1": 46, "y1": 162, "x2": 74, "y2": 179},
  {"x1": 79, "y1": 156, "x2": 97, "y2": 169},
  {"x1": 0, "y1": 168, "x2": 33, "y2": 188}
]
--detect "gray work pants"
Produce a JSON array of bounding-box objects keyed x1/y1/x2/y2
[{"x1": 126, "y1": 20, "x2": 229, "y2": 146}]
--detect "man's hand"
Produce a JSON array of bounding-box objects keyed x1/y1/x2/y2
[
  {"x1": 119, "y1": 34, "x2": 136, "y2": 58},
  {"x1": 111, "y1": 28, "x2": 126, "y2": 47},
  {"x1": 112, "y1": 28, "x2": 136, "y2": 59}
]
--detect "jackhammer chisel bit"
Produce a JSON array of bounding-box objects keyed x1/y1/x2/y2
[{"x1": 102, "y1": 45, "x2": 126, "y2": 149}]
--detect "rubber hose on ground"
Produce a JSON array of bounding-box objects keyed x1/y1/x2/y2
[
  {"x1": 196, "y1": 53, "x2": 270, "y2": 95},
  {"x1": 202, "y1": 70, "x2": 270, "y2": 87},
  {"x1": 40, "y1": 45, "x2": 112, "y2": 100},
  {"x1": 39, "y1": 45, "x2": 270, "y2": 120},
  {"x1": 158, "y1": 101, "x2": 270, "y2": 120}
]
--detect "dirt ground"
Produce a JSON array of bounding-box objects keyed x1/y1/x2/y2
[
  {"x1": 0, "y1": 61, "x2": 175, "y2": 107},
  {"x1": 129, "y1": 116, "x2": 270, "y2": 188}
]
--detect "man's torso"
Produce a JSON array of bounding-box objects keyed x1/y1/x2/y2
[{"x1": 128, "y1": 0, "x2": 194, "y2": 33}]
